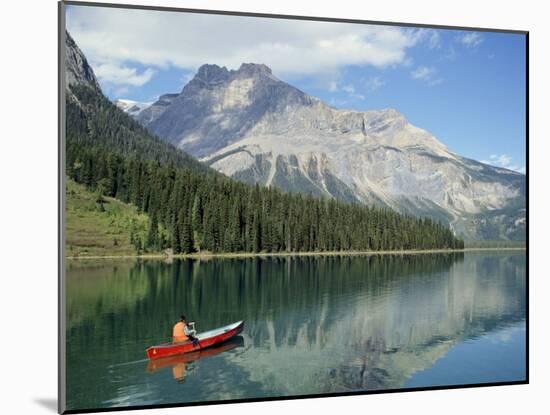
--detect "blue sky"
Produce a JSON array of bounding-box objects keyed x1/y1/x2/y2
[{"x1": 66, "y1": 5, "x2": 526, "y2": 172}]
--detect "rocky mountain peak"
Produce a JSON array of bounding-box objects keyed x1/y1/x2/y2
[
  {"x1": 193, "y1": 63, "x2": 275, "y2": 86},
  {"x1": 194, "y1": 64, "x2": 231, "y2": 84},
  {"x1": 122, "y1": 61, "x2": 524, "y2": 241},
  {"x1": 236, "y1": 63, "x2": 273, "y2": 78}
]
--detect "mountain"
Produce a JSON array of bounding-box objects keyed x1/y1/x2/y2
[
  {"x1": 65, "y1": 31, "x2": 101, "y2": 91},
  {"x1": 64, "y1": 31, "x2": 210, "y2": 174},
  {"x1": 64, "y1": 31, "x2": 463, "y2": 255},
  {"x1": 131, "y1": 63, "x2": 525, "y2": 241},
  {"x1": 114, "y1": 99, "x2": 153, "y2": 117},
  {"x1": 136, "y1": 93, "x2": 179, "y2": 124}
]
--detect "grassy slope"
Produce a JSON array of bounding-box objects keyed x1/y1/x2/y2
[
  {"x1": 65, "y1": 178, "x2": 520, "y2": 258},
  {"x1": 65, "y1": 179, "x2": 150, "y2": 257}
]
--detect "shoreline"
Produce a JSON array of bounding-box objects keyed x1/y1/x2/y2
[{"x1": 65, "y1": 247, "x2": 526, "y2": 260}]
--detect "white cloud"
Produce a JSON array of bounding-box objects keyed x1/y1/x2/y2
[
  {"x1": 481, "y1": 154, "x2": 525, "y2": 173},
  {"x1": 328, "y1": 97, "x2": 349, "y2": 108},
  {"x1": 428, "y1": 31, "x2": 441, "y2": 49},
  {"x1": 403, "y1": 57, "x2": 414, "y2": 67},
  {"x1": 113, "y1": 86, "x2": 129, "y2": 96},
  {"x1": 328, "y1": 81, "x2": 338, "y2": 92},
  {"x1": 345, "y1": 85, "x2": 365, "y2": 101},
  {"x1": 327, "y1": 75, "x2": 383, "y2": 100},
  {"x1": 67, "y1": 5, "x2": 429, "y2": 81},
  {"x1": 491, "y1": 154, "x2": 512, "y2": 166},
  {"x1": 458, "y1": 32, "x2": 483, "y2": 48},
  {"x1": 342, "y1": 84, "x2": 356, "y2": 94},
  {"x1": 364, "y1": 76, "x2": 385, "y2": 92},
  {"x1": 444, "y1": 46, "x2": 457, "y2": 61},
  {"x1": 411, "y1": 66, "x2": 435, "y2": 80},
  {"x1": 94, "y1": 63, "x2": 156, "y2": 86},
  {"x1": 411, "y1": 66, "x2": 443, "y2": 86},
  {"x1": 328, "y1": 81, "x2": 365, "y2": 100}
]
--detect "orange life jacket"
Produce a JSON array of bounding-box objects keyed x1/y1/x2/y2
[
  {"x1": 172, "y1": 321, "x2": 189, "y2": 343},
  {"x1": 172, "y1": 363, "x2": 186, "y2": 382}
]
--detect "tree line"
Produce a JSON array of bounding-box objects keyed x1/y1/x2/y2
[{"x1": 66, "y1": 84, "x2": 464, "y2": 254}]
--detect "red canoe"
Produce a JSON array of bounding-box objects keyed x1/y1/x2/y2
[
  {"x1": 146, "y1": 321, "x2": 244, "y2": 360},
  {"x1": 146, "y1": 337, "x2": 243, "y2": 373}
]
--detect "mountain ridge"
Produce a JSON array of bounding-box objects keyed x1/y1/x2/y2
[
  {"x1": 65, "y1": 31, "x2": 101, "y2": 91},
  {"x1": 123, "y1": 62, "x2": 525, "y2": 241},
  {"x1": 64, "y1": 33, "x2": 464, "y2": 255},
  {"x1": 64, "y1": 30, "x2": 212, "y2": 175}
]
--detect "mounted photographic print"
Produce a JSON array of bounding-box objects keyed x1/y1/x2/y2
[{"x1": 58, "y1": 1, "x2": 528, "y2": 413}]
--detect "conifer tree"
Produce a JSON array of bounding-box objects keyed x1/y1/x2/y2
[{"x1": 66, "y1": 82, "x2": 465, "y2": 255}]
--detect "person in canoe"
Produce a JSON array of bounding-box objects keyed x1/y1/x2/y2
[{"x1": 173, "y1": 315, "x2": 199, "y2": 346}]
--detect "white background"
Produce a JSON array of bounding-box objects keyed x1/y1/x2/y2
[{"x1": 0, "y1": 0, "x2": 546, "y2": 414}]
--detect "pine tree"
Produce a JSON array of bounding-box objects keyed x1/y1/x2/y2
[
  {"x1": 181, "y1": 218, "x2": 193, "y2": 254},
  {"x1": 66, "y1": 81, "x2": 465, "y2": 256},
  {"x1": 146, "y1": 213, "x2": 159, "y2": 251}
]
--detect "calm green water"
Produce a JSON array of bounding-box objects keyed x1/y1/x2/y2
[{"x1": 65, "y1": 251, "x2": 526, "y2": 410}]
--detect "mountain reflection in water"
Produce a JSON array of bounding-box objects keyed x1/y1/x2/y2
[{"x1": 66, "y1": 252, "x2": 526, "y2": 410}]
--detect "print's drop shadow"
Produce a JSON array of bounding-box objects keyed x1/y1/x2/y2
[{"x1": 34, "y1": 398, "x2": 57, "y2": 412}]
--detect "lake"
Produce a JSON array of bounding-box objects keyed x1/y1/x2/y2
[{"x1": 65, "y1": 251, "x2": 526, "y2": 410}]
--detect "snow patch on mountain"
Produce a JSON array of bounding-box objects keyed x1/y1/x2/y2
[{"x1": 114, "y1": 99, "x2": 153, "y2": 116}]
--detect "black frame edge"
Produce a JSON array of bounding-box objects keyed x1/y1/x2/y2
[
  {"x1": 63, "y1": 380, "x2": 529, "y2": 414},
  {"x1": 63, "y1": 0, "x2": 528, "y2": 35}
]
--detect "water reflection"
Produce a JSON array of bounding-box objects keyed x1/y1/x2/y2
[
  {"x1": 66, "y1": 252, "x2": 526, "y2": 410},
  {"x1": 146, "y1": 337, "x2": 244, "y2": 383}
]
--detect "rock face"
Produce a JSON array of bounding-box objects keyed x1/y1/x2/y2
[
  {"x1": 136, "y1": 93, "x2": 179, "y2": 125},
  {"x1": 126, "y1": 63, "x2": 526, "y2": 241},
  {"x1": 65, "y1": 31, "x2": 101, "y2": 91}
]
